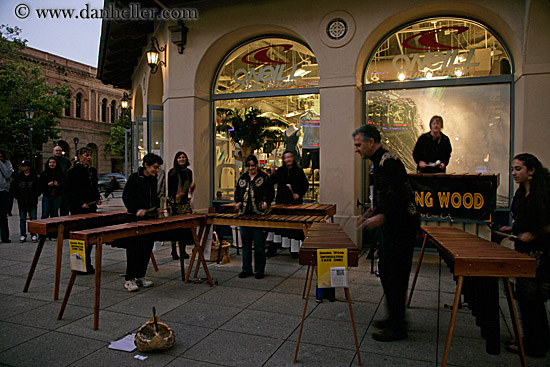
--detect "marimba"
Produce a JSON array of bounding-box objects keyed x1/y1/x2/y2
[
  {"x1": 220, "y1": 203, "x2": 336, "y2": 218},
  {"x1": 187, "y1": 213, "x2": 329, "y2": 281},
  {"x1": 25, "y1": 210, "x2": 128, "y2": 300},
  {"x1": 407, "y1": 226, "x2": 536, "y2": 367},
  {"x1": 57, "y1": 214, "x2": 207, "y2": 330},
  {"x1": 295, "y1": 222, "x2": 362, "y2": 365}
]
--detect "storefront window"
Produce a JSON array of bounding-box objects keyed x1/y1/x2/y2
[
  {"x1": 214, "y1": 38, "x2": 319, "y2": 94},
  {"x1": 365, "y1": 18, "x2": 510, "y2": 84},
  {"x1": 364, "y1": 18, "x2": 513, "y2": 208},
  {"x1": 213, "y1": 38, "x2": 320, "y2": 201}
]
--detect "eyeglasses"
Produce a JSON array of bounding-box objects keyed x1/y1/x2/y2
[{"x1": 245, "y1": 164, "x2": 256, "y2": 167}]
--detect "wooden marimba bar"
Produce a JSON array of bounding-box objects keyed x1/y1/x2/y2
[
  {"x1": 58, "y1": 214, "x2": 207, "y2": 330},
  {"x1": 407, "y1": 226, "x2": 536, "y2": 367},
  {"x1": 25, "y1": 210, "x2": 129, "y2": 300}
]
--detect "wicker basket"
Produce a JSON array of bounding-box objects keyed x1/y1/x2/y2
[
  {"x1": 135, "y1": 308, "x2": 175, "y2": 352},
  {"x1": 208, "y1": 232, "x2": 231, "y2": 264}
]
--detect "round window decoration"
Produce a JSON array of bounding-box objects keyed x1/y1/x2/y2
[
  {"x1": 327, "y1": 18, "x2": 348, "y2": 40},
  {"x1": 319, "y1": 10, "x2": 355, "y2": 48}
]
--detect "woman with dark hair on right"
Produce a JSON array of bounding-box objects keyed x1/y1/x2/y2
[
  {"x1": 167, "y1": 151, "x2": 196, "y2": 260},
  {"x1": 40, "y1": 156, "x2": 65, "y2": 218},
  {"x1": 500, "y1": 153, "x2": 550, "y2": 358}
]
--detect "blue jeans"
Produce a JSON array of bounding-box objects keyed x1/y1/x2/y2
[
  {"x1": 240, "y1": 227, "x2": 267, "y2": 274},
  {"x1": 19, "y1": 208, "x2": 37, "y2": 237},
  {"x1": 42, "y1": 196, "x2": 62, "y2": 219}
]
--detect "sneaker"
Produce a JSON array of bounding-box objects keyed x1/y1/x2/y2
[
  {"x1": 255, "y1": 273, "x2": 265, "y2": 279},
  {"x1": 136, "y1": 277, "x2": 153, "y2": 288},
  {"x1": 19, "y1": 235, "x2": 26, "y2": 243},
  {"x1": 31, "y1": 235, "x2": 38, "y2": 242},
  {"x1": 124, "y1": 279, "x2": 139, "y2": 292}
]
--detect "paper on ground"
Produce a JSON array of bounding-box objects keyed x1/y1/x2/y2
[{"x1": 108, "y1": 334, "x2": 136, "y2": 352}]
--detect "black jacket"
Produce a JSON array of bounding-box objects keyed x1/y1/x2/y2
[
  {"x1": 234, "y1": 170, "x2": 274, "y2": 215},
  {"x1": 167, "y1": 167, "x2": 193, "y2": 204},
  {"x1": 40, "y1": 168, "x2": 65, "y2": 197},
  {"x1": 65, "y1": 162, "x2": 101, "y2": 213},
  {"x1": 123, "y1": 167, "x2": 160, "y2": 219},
  {"x1": 371, "y1": 147, "x2": 419, "y2": 233},
  {"x1": 412, "y1": 132, "x2": 452, "y2": 173},
  {"x1": 271, "y1": 165, "x2": 309, "y2": 204},
  {"x1": 14, "y1": 171, "x2": 40, "y2": 210}
]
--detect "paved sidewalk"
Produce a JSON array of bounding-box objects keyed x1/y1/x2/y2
[{"x1": 0, "y1": 194, "x2": 548, "y2": 366}]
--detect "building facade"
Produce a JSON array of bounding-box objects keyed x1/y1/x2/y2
[
  {"x1": 20, "y1": 46, "x2": 126, "y2": 173},
  {"x1": 98, "y1": 0, "x2": 550, "y2": 243}
]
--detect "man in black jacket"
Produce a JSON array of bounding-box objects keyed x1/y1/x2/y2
[
  {"x1": 122, "y1": 153, "x2": 163, "y2": 292},
  {"x1": 353, "y1": 124, "x2": 420, "y2": 342},
  {"x1": 14, "y1": 160, "x2": 40, "y2": 242}
]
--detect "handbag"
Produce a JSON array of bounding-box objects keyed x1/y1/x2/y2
[{"x1": 167, "y1": 196, "x2": 191, "y2": 215}]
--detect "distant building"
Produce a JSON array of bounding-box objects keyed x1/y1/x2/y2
[{"x1": 20, "y1": 46, "x2": 127, "y2": 174}]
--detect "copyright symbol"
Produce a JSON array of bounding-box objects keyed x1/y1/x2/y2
[{"x1": 15, "y1": 4, "x2": 30, "y2": 19}]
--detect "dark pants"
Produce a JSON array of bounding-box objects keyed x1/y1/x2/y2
[
  {"x1": 516, "y1": 277, "x2": 550, "y2": 354},
  {"x1": 125, "y1": 239, "x2": 154, "y2": 280},
  {"x1": 0, "y1": 191, "x2": 10, "y2": 241},
  {"x1": 240, "y1": 227, "x2": 267, "y2": 275},
  {"x1": 71, "y1": 206, "x2": 96, "y2": 269},
  {"x1": 378, "y1": 226, "x2": 416, "y2": 330},
  {"x1": 42, "y1": 195, "x2": 62, "y2": 219}
]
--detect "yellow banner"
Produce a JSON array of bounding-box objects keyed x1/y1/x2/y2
[
  {"x1": 317, "y1": 249, "x2": 348, "y2": 288},
  {"x1": 69, "y1": 240, "x2": 87, "y2": 272}
]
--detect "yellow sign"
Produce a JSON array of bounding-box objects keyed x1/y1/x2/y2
[
  {"x1": 317, "y1": 249, "x2": 348, "y2": 288},
  {"x1": 69, "y1": 240, "x2": 87, "y2": 272}
]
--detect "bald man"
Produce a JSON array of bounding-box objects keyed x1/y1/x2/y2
[{"x1": 53, "y1": 146, "x2": 72, "y2": 173}]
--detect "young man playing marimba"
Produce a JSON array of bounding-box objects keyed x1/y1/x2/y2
[
  {"x1": 122, "y1": 153, "x2": 164, "y2": 292},
  {"x1": 353, "y1": 125, "x2": 420, "y2": 342}
]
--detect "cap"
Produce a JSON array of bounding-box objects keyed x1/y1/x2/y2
[{"x1": 20, "y1": 160, "x2": 31, "y2": 167}]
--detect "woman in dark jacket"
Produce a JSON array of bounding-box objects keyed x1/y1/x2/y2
[
  {"x1": 412, "y1": 115, "x2": 452, "y2": 173},
  {"x1": 268, "y1": 150, "x2": 309, "y2": 257},
  {"x1": 501, "y1": 153, "x2": 550, "y2": 358},
  {"x1": 40, "y1": 156, "x2": 65, "y2": 218},
  {"x1": 14, "y1": 160, "x2": 40, "y2": 242},
  {"x1": 234, "y1": 155, "x2": 274, "y2": 279},
  {"x1": 167, "y1": 151, "x2": 196, "y2": 260}
]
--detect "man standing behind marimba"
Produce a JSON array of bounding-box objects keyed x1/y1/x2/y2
[
  {"x1": 353, "y1": 125, "x2": 420, "y2": 342},
  {"x1": 122, "y1": 153, "x2": 163, "y2": 292},
  {"x1": 234, "y1": 155, "x2": 274, "y2": 279}
]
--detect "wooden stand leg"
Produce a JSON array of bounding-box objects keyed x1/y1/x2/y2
[
  {"x1": 345, "y1": 288, "x2": 362, "y2": 366},
  {"x1": 186, "y1": 224, "x2": 209, "y2": 282},
  {"x1": 179, "y1": 241, "x2": 185, "y2": 281},
  {"x1": 57, "y1": 270, "x2": 77, "y2": 320},
  {"x1": 406, "y1": 232, "x2": 427, "y2": 308},
  {"x1": 93, "y1": 239, "x2": 103, "y2": 330},
  {"x1": 54, "y1": 225, "x2": 64, "y2": 300},
  {"x1": 150, "y1": 252, "x2": 159, "y2": 271},
  {"x1": 294, "y1": 264, "x2": 315, "y2": 363},
  {"x1": 23, "y1": 236, "x2": 46, "y2": 293},
  {"x1": 503, "y1": 278, "x2": 528, "y2": 367},
  {"x1": 302, "y1": 265, "x2": 311, "y2": 299},
  {"x1": 191, "y1": 229, "x2": 214, "y2": 287},
  {"x1": 442, "y1": 275, "x2": 464, "y2": 367}
]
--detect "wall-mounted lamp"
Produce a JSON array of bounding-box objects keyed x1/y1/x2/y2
[
  {"x1": 146, "y1": 37, "x2": 166, "y2": 74},
  {"x1": 169, "y1": 20, "x2": 188, "y2": 54},
  {"x1": 73, "y1": 136, "x2": 79, "y2": 156},
  {"x1": 121, "y1": 92, "x2": 130, "y2": 110}
]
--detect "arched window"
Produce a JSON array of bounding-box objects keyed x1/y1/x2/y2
[
  {"x1": 101, "y1": 98, "x2": 107, "y2": 122},
  {"x1": 75, "y1": 93, "x2": 82, "y2": 118},
  {"x1": 110, "y1": 100, "x2": 116, "y2": 123},
  {"x1": 363, "y1": 17, "x2": 513, "y2": 206},
  {"x1": 64, "y1": 93, "x2": 71, "y2": 117},
  {"x1": 213, "y1": 37, "x2": 320, "y2": 201}
]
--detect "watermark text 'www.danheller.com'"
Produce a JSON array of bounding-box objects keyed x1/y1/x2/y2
[{"x1": 14, "y1": 3, "x2": 198, "y2": 21}]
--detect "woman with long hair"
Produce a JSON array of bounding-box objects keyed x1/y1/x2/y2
[
  {"x1": 501, "y1": 153, "x2": 550, "y2": 358},
  {"x1": 40, "y1": 156, "x2": 65, "y2": 218},
  {"x1": 167, "y1": 151, "x2": 196, "y2": 260}
]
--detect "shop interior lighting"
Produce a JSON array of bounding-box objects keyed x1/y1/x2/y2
[
  {"x1": 397, "y1": 72, "x2": 406, "y2": 81},
  {"x1": 294, "y1": 68, "x2": 312, "y2": 77}
]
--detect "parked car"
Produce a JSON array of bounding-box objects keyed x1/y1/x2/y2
[{"x1": 98, "y1": 173, "x2": 127, "y2": 190}]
